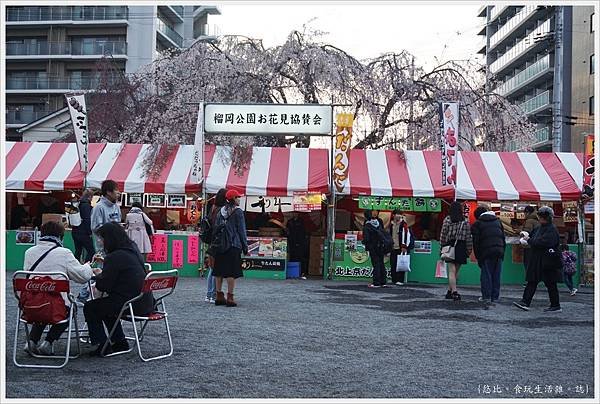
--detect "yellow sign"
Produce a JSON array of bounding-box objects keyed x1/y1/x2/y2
[{"x1": 333, "y1": 113, "x2": 354, "y2": 194}]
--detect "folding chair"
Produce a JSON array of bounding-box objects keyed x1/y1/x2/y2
[
  {"x1": 102, "y1": 269, "x2": 178, "y2": 362},
  {"x1": 12, "y1": 271, "x2": 82, "y2": 369}
]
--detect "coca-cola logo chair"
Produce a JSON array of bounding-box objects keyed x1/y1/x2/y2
[
  {"x1": 101, "y1": 269, "x2": 178, "y2": 362},
  {"x1": 12, "y1": 271, "x2": 83, "y2": 369}
]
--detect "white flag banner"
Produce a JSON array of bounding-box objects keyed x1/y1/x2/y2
[
  {"x1": 190, "y1": 103, "x2": 205, "y2": 184},
  {"x1": 66, "y1": 94, "x2": 88, "y2": 172},
  {"x1": 440, "y1": 102, "x2": 459, "y2": 187}
]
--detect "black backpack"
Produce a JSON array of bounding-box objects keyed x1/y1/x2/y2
[
  {"x1": 209, "y1": 210, "x2": 233, "y2": 254},
  {"x1": 375, "y1": 226, "x2": 394, "y2": 254},
  {"x1": 199, "y1": 216, "x2": 213, "y2": 244}
]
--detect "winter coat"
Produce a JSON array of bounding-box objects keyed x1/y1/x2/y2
[
  {"x1": 525, "y1": 222, "x2": 562, "y2": 283},
  {"x1": 126, "y1": 208, "x2": 154, "y2": 254},
  {"x1": 390, "y1": 220, "x2": 415, "y2": 251},
  {"x1": 522, "y1": 213, "x2": 540, "y2": 249},
  {"x1": 363, "y1": 218, "x2": 383, "y2": 254},
  {"x1": 23, "y1": 240, "x2": 94, "y2": 306},
  {"x1": 94, "y1": 243, "x2": 153, "y2": 314},
  {"x1": 440, "y1": 216, "x2": 473, "y2": 254},
  {"x1": 217, "y1": 205, "x2": 248, "y2": 253},
  {"x1": 471, "y1": 211, "x2": 506, "y2": 263},
  {"x1": 72, "y1": 197, "x2": 92, "y2": 236},
  {"x1": 91, "y1": 196, "x2": 121, "y2": 233}
]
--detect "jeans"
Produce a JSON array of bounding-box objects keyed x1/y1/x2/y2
[
  {"x1": 480, "y1": 258, "x2": 503, "y2": 301},
  {"x1": 564, "y1": 272, "x2": 574, "y2": 291},
  {"x1": 206, "y1": 268, "x2": 216, "y2": 299},
  {"x1": 29, "y1": 322, "x2": 69, "y2": 344},
  {"x1": 83, "y1": 297, "x2": 126, "y2": 346},
  {"x1": 370, "y1": 252, "x2": 387, "y2": 286},
  {"x1": 522, "y1": 280, "x2": 560, "y2": 308}
]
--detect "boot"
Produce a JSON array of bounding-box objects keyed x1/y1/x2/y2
[
  {"x1": 215, "y1": 291, "x2": 226, "y2": 306},
  {"x1": 226, "y1": 293, "x2": 237, "y2": 307}
]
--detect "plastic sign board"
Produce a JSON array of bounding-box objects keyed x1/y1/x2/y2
[
  {"x1": 359, "y1": 196, "x2": 441, "y2": 212},
  {"x1": 204, "y1": 103, "x2": 332, "y2": 135}
]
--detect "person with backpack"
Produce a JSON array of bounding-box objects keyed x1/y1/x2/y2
[
  {"x1": 560, "y1": 243, "x2": 578, "y2": 296},
  {"x1": 200, "y1": 188, "x2": 227, "y2": 303},
  {"x1": 439, "y1": 201, "x2": 473, "y2": 301},
  {"x1": 211, "y1": 189, "x2": 248, "y2": 307},
  {"x1": 471, "y1": 205, "x2": 506, "y2": 306},
  {"x1": 363, "y1": 209, "x2": 391, "y2": 288}
]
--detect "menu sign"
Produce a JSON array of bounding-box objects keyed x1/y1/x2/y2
[
  {"x1": 241, "y1": 257, "x2": 286, "y2": 271},
  {"x1": 146, "y1": 234, "x2": 168, "y2": 263},
  {"x1": 293, "y1": 192, "x2": 322, "y2": 212},
  {"x1": 359, "y1": 196, "x2": 441, "y2": 212}
]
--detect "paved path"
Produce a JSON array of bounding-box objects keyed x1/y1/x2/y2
[{"x1": 4, "y1": 277, "x2": 595, "y2": 399}]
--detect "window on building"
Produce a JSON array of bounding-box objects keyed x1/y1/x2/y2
[
  {"x1": 591, "y1": 54, "x2": 595, "y2": 75},
  {"x1": 590, "y1": 96, "x2": 595, "y2": 116},
  {"x1": 592, "y1": 13, "x2": 596, "y2": 33}
]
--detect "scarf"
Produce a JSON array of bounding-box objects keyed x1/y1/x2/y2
[
  {"x1": 38, "y1": 235, "x2": 63, "y2": 247},
  {"x1": 400, "y1": 221, "x2": 411, "y2": 248}
]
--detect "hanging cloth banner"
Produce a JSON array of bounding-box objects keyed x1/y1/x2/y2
[
  {"x1": 66, "y1": 94, "x2": 88, "y2": 172},
  {"x1": 333, "y1": 113, "x2": 354, "y2": 193},
  {"x1": 439, "y1": 102, "x2": 459, "y2": 186},
  {"x1": 190, "y1": 103, "x2": 204, "y2": 184},
  {"x1": 583, "y1": 134, "x2": 594, "y2": 197}
]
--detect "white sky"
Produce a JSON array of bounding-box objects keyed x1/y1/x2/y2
[{"x1": 209, "y1": 1, "x2": 485, "y2": 69}]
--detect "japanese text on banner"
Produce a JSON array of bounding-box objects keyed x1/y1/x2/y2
[
  {"x1": 187, "y1": 235, "x2": 199, "y2": 264},
  {"x1": 583, "y1": 134, "x2": 594, "y2": 196},
  {"x1": 172, "y1": 239, "x2": 184, "y2": 268},
  {"x1": 440, "y1": 102, "x2": 459, "y2": 186},
  {"x1": 146, "y1": 234, "x2": 168, "y2": 263},
  {"x1": 190, "y1": 103, "x2": 204, "y2": 184},
  {"x1": 333, "y1": 113, "x2": 354, "y2": 193},
  {"x1": 66, "y1": 94, "x2": 88, "y2": 172}
]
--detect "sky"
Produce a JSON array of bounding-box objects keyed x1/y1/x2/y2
[{"x1": 209, "y1": 2, "x2": 485, "y2": 69}]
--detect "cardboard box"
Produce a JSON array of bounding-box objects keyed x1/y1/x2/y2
[{"x1": 308, "y1": 236, "x2": 325, "y2": 275}]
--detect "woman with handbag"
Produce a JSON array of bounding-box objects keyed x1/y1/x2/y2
[
  {"x1": 125, "y1": 202, "x2": 154, "y2": 260},
  {"x1": 389, "y1": 210, "x2": 414, "y2": 286},
  {"x1": 439, "y1": 201, "x2": 473, "y2": 301},
  {"x1": 513, "y1": 206, "x2": 562, "y2": 312},
  {"x1": 22, "y1": 221, "x2": 97, "y2": 356}
]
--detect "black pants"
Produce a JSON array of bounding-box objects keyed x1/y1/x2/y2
[
  {"x1": 370, "y1": 252, "x2": 387, "y2": 286},
  {"x1": 83, "y1": 297, "x2": 126, "y2": 346},
  {"x1": 29, "y1": 322, "x2": 69, "y2": 344},
  {"x1": 73, "y1": 232, "x2": 95, "y2": 262},
  {"x1": 390, "y1": 249, "x2": 407, "y2": 283},
  {"x1": 522, "y1": 280, "x2": 560, "y2": 307}
]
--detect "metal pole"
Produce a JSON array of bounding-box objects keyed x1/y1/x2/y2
[
  {"x1": 327, "y1": 105, "x2": 336, "y2": 280},
  {"x1": 409, "y1": 56, "x2": 415, "y2": 150}
]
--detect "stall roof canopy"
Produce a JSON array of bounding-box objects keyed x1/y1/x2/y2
[
  {"x1": 456, "y1": 151, "x2": 583, "y2": 201},
  {"x1": 5, "y1": 142, "x2": 584, "y2": 201},
  {"x1": 5, "y1": 142, "x2": 330, "y2": 196}
]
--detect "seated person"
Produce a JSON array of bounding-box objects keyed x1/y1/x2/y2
[
  {"x1": 23, "y1": 221, "x2": 97, "y2": 355},
  {"x1": 83, "y1": 222, "x2": 154, "y2": 357}
]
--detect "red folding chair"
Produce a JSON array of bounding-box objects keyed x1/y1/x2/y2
[
  {"x1": 12, "y1": 271, "x2": 82, "y2": 369},
  {"x1": 101, "y1": 269, "x2": 178, "y2": 362}
]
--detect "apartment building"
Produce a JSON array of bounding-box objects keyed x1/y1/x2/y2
[
  {"x1": 5, "y1": 4, "x2": 220, "y2": 141},
  {"x1": 477, "y1": 5, "x2": 595, "y2": 152}
]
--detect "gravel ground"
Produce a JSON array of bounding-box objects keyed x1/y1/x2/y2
[{"x1": 4, "y1": 277, "x2": 596, "y2": 399}]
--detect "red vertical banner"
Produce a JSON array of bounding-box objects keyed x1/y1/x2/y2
[
  {"x1": 187, "y1": 235, "x2": 199, "y2": 264},
  {"x1": 583, "y1": 134, "x2": 594, "y2": 196},
  {"x1": 147, "y1": 234, "x2": 168, "y2": 263},
  {"x1": 172, "y1": 239, "x2": 184, "y2": 268},
  {"x1": 440, "y1": 102, "x2": 459, "y2": 187}
]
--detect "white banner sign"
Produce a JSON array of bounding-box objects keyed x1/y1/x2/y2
[
  {"x1": 440, "y1": 102, "x2": 459, "y2": 186},
  {"x1": 66, "y1": 94, "x2": 88, "y2": 172},
  {"x1": 190, "y1": 103, "x2": 204, "y2": 184},
  {"x1": 204, "y1": 104, "x2": 332, "y2": 135},
  {"x1": 245, "y1": 196, "x2": 294, "y2": 213}
]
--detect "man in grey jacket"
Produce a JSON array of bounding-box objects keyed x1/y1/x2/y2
[{"x1": 91, "y1": 179, "x2": 121, "y2": 246}]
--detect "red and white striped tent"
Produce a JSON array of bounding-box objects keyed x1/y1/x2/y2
[
  {"x1": 5, "y1": 142, "x2": 330, "y2": 196},
  {"x1": 341, "y1": 149, "x2": 455, "y2": 198},
  {"x1": 456, "y1": 152, "x2": 584, "y2": 201}
]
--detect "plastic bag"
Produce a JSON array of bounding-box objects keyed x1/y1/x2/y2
[{"x1": 435, "y1": 260, "x2": 447, "y2": 278}]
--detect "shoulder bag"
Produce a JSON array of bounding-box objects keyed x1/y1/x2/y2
[{"x1": 440, "y1": 221, "x2": 464, "y2": 262}]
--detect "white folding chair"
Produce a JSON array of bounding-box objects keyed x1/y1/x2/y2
[
  {"x1": 101, "y1": 269, "x2": 178, "y2": 362},
  {"x1": 12, "y1": 271, "x2": 82, "y2": 369}
]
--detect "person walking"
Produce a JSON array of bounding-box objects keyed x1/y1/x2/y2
[
  {"x1": 521, "y1": 206, "x2": 540, "y2": 286},
  {"x1": 286, "y1": 212, "x2": 308, "y2": 279},
  {"x1": 22, "y1": 221, "x2": 96, "y2": 355},
  {"x1": 91, "y1": 179, "x2": 122, "y2": 249},
  {"x1": 212, "y1": 189, "x2": 248, "y2": 307},
  {"x1": 471, "y1": 205, "x2": 506, "y2": 306},
  {"x1": 205, "y1": 188, "x2": 227, "y2": 303},
  {"x1": 72, "y1": 189, "x2": 95, "y2": 263},
  {"x1": 513, "y1": 206, "x2": 563, "y2": 312},
  {"x1": 363, "y1": 209, "x2": 388, "y2": 288},
  {"x1": 440, "y1": 201, "x2": 473, "y2": 301},
  {"x1": 83, "y1": 222, "x2": 154, "y2": 356},
  {"x1": 560, "y1": 243, "x2": 578, "y2": 296},
  {"x1": 125, "y1": 202, "x2": 154, "y2": 260},
  {"x1": 389, "y1": 210, "x2": 414, "y2": 286}
]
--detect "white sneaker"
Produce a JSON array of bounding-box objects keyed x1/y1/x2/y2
[
  {"x1": 37, "y1": 340, "x2": 53, "y2": 356},
  {"x1": 395, "y1": 282, "x2": 404, "y2": 286},
  {"x1": 209, "y1": 298, "x2": 215, "y2": 304},
  {"x1": 24, "y1": 340, "x2": 38, "y2": 355},
  {"x1": 301, "y1": 276, "x2": 307, "y2": 280},
  {"x1": 570, "y1": 288, "x2": 577, "y2": 296}
]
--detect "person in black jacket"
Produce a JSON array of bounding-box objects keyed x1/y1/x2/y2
[
  {"x1": 83, "y1": 222, "x2": 154, "y2": 356},
  {"x1": 471, "y1": 205, "x2": 506, "y2": 306},
  {"x1": 513, "y1": 206, "x2": 562, "y2": 312},
  {"x1": 389, "y1": 210, "x2": 414, "y2": 285},
  {"x1": 72, "y1": 189, "x2": 95, "y2": 263},
  {"x1": 363, "y1": 210, "x2": 387, "y2": 288}
]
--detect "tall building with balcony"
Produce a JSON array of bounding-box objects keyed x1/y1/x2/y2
[
  {"x1": 5, "y1": 5, "x2": 220, "y2": 141},
  {"x1": 477, "y1": 5, "x2": 595, "y2": 152}
]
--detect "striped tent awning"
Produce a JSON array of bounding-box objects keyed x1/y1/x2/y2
[
  {"x1": 456, "y1": 152, "x2": 584, "y2": 201},
  {"x1": 340, "y1": 149, "x2": 455, "y2": 198}
]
